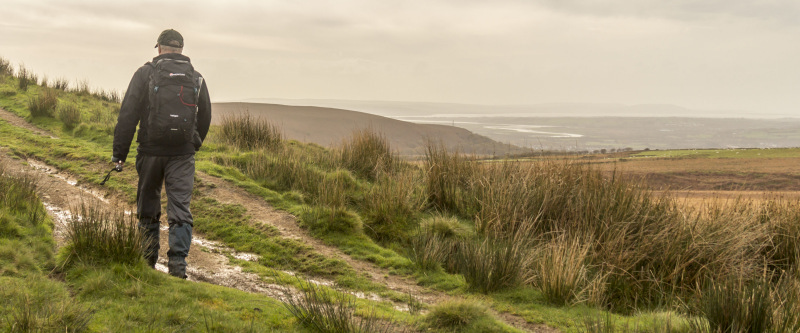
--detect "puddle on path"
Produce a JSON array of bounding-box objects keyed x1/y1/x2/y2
[{"x1": 27, "y1": 159, "x2": 110, "y2": 204}]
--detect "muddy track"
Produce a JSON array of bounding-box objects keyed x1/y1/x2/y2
[{"x1": 0, "y1": 107, "x2": 557, "y2": 333}]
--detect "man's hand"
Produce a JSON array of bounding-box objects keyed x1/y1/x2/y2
[{"x1": 111, "y1": 157, "x2": 124, "y2": 172}]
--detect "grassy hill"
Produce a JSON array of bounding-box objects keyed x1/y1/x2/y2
[
  {"x1": 3, "y1": 58, "x2": 800, "y2": 332},
  {"x1": 212, "y1": 102, "x2": 528, "y2": 157}
]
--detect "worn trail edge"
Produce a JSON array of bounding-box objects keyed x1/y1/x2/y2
[{"x1": 0, "y1": 107, "x2": 557, "y2": 333}]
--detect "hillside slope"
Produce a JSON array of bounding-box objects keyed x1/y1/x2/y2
[{"x1": 213, "y1": 102, "x2": 527, "y2": 156}]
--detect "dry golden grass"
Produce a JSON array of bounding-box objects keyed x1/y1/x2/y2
[{"x1": 575, "y1": 153, "x2": 800, "y2": 208}]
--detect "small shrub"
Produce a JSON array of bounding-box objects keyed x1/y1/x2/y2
[
  {"x1": 28, "y1": 88, "x2": 59, "y2": 118},
  {"x1": 57, "y1": 103, "x2": 81, "y2": 129},
  {"x1": 57, "y1": 204, "x2": 144, "y2": 269},
  {"x1": 219, "y1": 112, "x2": 283, "y2": 150},
  {"x1": 338, "y1": 127, "x2": 396, "y2": 181}
]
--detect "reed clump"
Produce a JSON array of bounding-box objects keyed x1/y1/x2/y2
[
  {"x1": 0, "y1": 57, "x2": 13, "y2": 77},
  {"x1": 281, "y1": 278, "x2": 396, "y2": 333},
  {"x1": 361, "y1": 171, "x2": 425, "y2": 242},
  {"x1": 338, "y1": 127, "x2": 396, "y2": 181},
  {"x1": 57, "y1": 204, "x2": 144, "y2": 269},
  {"x1": 218, "y1": 112, "x2": 283, "y2": 150},
  {"x1": 28, "y1": 88, "x2": 59, "y2": 118},
  {"x1": 16, "y1": 64, "x2": 37, "y2": 91}
]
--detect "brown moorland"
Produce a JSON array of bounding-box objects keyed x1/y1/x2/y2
[{"x1": 583, "y1": 150, "x2": 800, "y2": 206}]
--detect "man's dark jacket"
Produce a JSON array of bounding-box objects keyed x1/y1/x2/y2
[{"x1": 113, "y1": 53, "x2": 211, "y2": 162}]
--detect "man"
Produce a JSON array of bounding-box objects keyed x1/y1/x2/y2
[{"x1": 112, "y1": 29, "x2": 211, "y2": 278}]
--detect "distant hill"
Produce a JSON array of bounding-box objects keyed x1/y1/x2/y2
[
  {"x1": 237, "y1": 98, "x2": 789, "y2": 119},
  {"x1": 212, "y1": 102, "x2": 527, "y2": 156}
]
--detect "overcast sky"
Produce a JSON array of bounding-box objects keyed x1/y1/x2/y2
[{"x1": 2, "y1": 0, "x2": 800, "y2": 114}]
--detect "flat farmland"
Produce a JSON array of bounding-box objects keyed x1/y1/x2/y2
[{"x1": 584, "y1": 148, "x2": 800, "y2": 205}]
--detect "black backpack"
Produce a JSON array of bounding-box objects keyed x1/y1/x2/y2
[{"x1": 145, "y1": 58, "x2": 203, "y2": 145}]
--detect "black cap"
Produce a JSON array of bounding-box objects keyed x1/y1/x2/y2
[{"x1": 155, "y1": 29, "x2": 184, "y2": 48}]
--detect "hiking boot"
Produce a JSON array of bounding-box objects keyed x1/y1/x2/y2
[{"x1": 168, "y1": 256, "x2": 187, "y2": 279}]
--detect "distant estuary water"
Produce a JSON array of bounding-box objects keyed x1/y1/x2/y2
[{"x1": 392, "y1": 114, "x2": 800, "y2": 152}]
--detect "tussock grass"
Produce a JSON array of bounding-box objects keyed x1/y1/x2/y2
[
  {"x1": 72, "y1": 79, "x2": 91, "y2": 97},
  {"x1": 421, "y1": 300, "x2": 517, "y2": 332},
  {"x1": 689, "y1": 269, "x2": 800, "y2": 333},
  {"x1": 57, "y1": 204, "x2": 144, "y2": 269},
  {"x1": 219, "y1": 112, "x2": 283, "y2": 150},
  {"x1": 424, "y1": 142, "x2": 474, "y2": 213},
  {"x1": 94, "y1": 88, "x2": 121, "y2": 103},
  {"x1": 529, "y1": 234, "x2": 605, "y2": 306},
  {"x1": 338, "y1": 127, "x2": 396, "y2": 181},
  {"x1": 281, "y1": 278, "x2": 396, "y2": 333},
  {"x1": 28, "y1": 88, "x2": 59, "y2": 118},
  {"x1": 57, "y1": 103, "x2": 81, "y2": 129},
  {"x1": 0, "y1": 163, "x2": 42, "y2": 220},
  {"x1": 301, "y1": 205, "x2": 363, "y2": 236},
  {"x1": 408, "y1": 215, "x2": 473, "y2": 271},
  {"x1": 16, "y1": 65, "x2": 37, "y2": 91},
  {"x1": 453, "y1": 235, "x2": 532, "y2": 293},
  {"x1": 0, "y1": 57, "x2": 12, "y2": 77},
  {"x1": 361, "y1": 171, "x2": 425, "y2": 242},
  {"x1": 1, "y1": 278, "x2": 93, "y2": 333},
  {"x1": 51, "y1": 77, "x2": 69, "y2": 91}
]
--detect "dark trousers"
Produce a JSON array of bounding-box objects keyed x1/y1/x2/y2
[{"x1": 136, "y1": 153, "x2": 195, "y2": 278}]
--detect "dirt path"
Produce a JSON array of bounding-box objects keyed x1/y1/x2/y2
[
  {"x1": 196, "y1": 173, "x2": 443, "y2": 301},
  {"x1": 0, "y1": 107, "x2": 58, "y2": 139},
  {"x1": 0, "y1": 108, "x2": 556, "y2": 332}
]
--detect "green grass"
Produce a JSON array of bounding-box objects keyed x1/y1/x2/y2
[
  {"x1": 191, "y1": 195, "x2": 350, "y2": 277},
  {"x1": 64, "y1": 262, "x2": 302, "y2": 332},
  {"x1": 421, "y1": 300, "x2": 523, "y2": 333}
]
